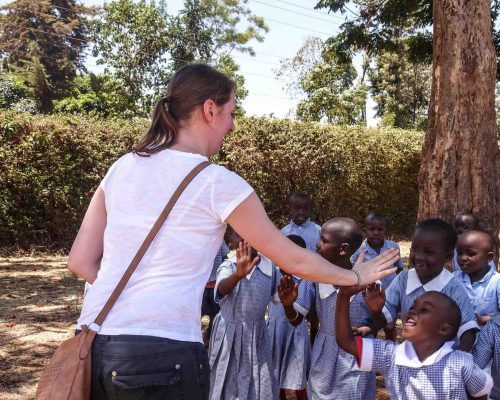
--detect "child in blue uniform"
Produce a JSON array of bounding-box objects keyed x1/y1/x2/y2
[
  {"x1": 336, "y1": 287, "x2": 493, "y2": 399},
  {"x1": 454, "y1": 230, "x2": 499, "y2": 326},
  {"x1": 473, "y1": 316, "x2": 500, "y2": 399},
  {"x1": 361, "y1": 218, "x2": 478, "y2": 351},
  {"x1": 452, "y1": 212, "x2": 496, "y2": 272},
  {"x1": 351, "y1": 212, "x2": 403, "y2": 340},
  {"x1": 209, "y1": 229, "x2": 279, "y2": 400},
  {"x1": 280, "y1": 192, "x2": 321, "y2": 252},
  {"x1": 279, "y1": 217, "x2": 376, "y2": 400},
  {"x1": 280, "y1": 192, "x2": 321, "y2": 345},
  {"x1": 267, "y1": 234, "x2": 310, "y2": 400}
]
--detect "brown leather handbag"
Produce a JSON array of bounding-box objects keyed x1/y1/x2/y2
[{"x1": 35, "y1": 161, "x2": 212, "y2": 400}]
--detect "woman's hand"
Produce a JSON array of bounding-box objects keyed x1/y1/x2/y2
[
  {"x1": 362, "y1": 283, "x2": 386, "y2": 314},
  {"x1": 352, "y1": 249, "x2": 400, "y2": 286},
  {"x1": 235, "y1": 241, "x2": 260, "y2": 279},
  {"x1": 278, "y1": 275, "x2": 299, "y2": 307}
]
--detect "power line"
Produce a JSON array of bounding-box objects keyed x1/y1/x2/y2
[
  {"x1": 264, "y1": 17, "x2": 335, "y2": 36},
  {"x1": 233, "y1": 54, "x2": 281, "y2": 67},
  {"x1": 250, "y1": 0, "x2": 343, "y2": 24},
  {"x1": 272, "y1": 0, "x2": 344, "y2": 18}
]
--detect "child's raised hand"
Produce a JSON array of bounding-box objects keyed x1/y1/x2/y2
[
  {"x1": 278, "y1": 275, "x2": 298, "y2": 307},
  {"x1": 362, "y1": 282, "x2": 386, "y2": 314},
  {"x1": 235, "y1": 241, "x2": 260, "y2": 279}
]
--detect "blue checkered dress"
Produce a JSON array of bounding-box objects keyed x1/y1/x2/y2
[
  {"x1": 267, "y1": 274, "x2": 310, "y2": 390},
  {"x1": 473, "y1": 317, "x2": 500, "y2": 399},
  {"x1": 209, "y1": 257, "x2": 280, "y2": 400},
  {"x1": 363, "y1": 338, "x2": 491, "y2": 399},
  {"x1": 383, "y1": 269, "x2": 478, "y2": 338},
  {"x1": 294, "y1": 280, "x2": 376, "y2": 400}
]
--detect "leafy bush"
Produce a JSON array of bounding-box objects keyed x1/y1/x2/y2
[
  {"x1": 220, "y1": 118, "x2": 423, "y2": 236},
  {"x1": 0, "y1": 112, "x2": 423, "y2": 249}
]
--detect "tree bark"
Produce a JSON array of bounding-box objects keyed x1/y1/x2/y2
[{"x1": 418, "y1": 0, "x2": 500, "y2": 257}]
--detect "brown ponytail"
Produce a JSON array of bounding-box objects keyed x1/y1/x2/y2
[{"x1": 134, "y1": 64, "x2": 236, "y2": 156}]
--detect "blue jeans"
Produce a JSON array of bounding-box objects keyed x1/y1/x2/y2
[{"x1": 89, "y1": 334, "x2": 209, "y2": 400}]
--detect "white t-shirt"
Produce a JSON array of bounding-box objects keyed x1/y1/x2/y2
[{"x1": 77, "y1": 149, "x2": 253, "y2": 343}]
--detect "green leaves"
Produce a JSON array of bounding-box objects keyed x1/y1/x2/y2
[
  {"x1": 0, "y1": 112, "x2": 423, "y2": 248},
  {"x1": 277, "y1": 37, "x2": 367, "y2": 124},
  {"x1": 91, "y1": 0, "x2": 172, "y2": 115},
  {"x1": 0, "y1": 0, "x2": 93, "y2": 111}
]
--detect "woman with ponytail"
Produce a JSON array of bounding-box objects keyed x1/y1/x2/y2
[{"x1": 68, "y1": 64, "x2": 399, "y2": 399}]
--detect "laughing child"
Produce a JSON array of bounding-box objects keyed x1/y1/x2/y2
[
  {"x1": 336, "y1": 287, "x2": 493, "y2": 399},
  {"x1": 362, "y1": 218, "x2": 479, "y2": 351}
]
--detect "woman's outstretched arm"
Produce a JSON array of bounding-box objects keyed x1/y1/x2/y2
[{"x1": 226, "y1": 192, "x2": 399, "y2": 286}]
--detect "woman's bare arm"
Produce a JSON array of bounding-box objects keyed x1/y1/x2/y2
[
  {"x1": 67, "y1": 188, "x2": 106, "y2": 283},
  {"x1": 227, "y1": 193, "x2": 399, "y2": 286}
]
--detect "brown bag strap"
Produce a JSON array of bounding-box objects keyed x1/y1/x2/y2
[{"x1": 92, "y1": 160, "x2": 212, "y2": 329}]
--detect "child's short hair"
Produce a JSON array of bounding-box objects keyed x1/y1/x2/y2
[
  {"x1": 287, "y1": 234, "x2": 307, "y2": 249},
  {"x1": 365, "y1": 212, "x2": 387, "y2": 226},
  {"x1": 416, "y1": 218, "x2": 457, "y2": 253},
  {"x1": 426, "y1": 291, "x2": 462, "y2": 339},
  {"x1": 325, "y1": 217, "x2": 363, "y2": 254},
  {"x1": 454, "y1": 212, "x2": 479, "y2": 228},
  {"x1": 288, "y1": 192, "x2": 312, "y2": 205},
  {"x1": 461, "y1": 229, "x2": 496, "y2": 252}
]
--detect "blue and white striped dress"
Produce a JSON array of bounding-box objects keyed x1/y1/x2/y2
[
  {"x1": 267, "y1": 273, "x2": 310, "y2": 390},
  {"x1": 294, "y1": 280, "x2": 376, "y2": 400},
  {"x1": 358, "y1": 338, "x2": 493, "y2": 399},
  {"x1": 473, "y1": 316, "x2": 500, "y2": 399},
  {"x1": 209, "y1": 254, "x2": 280, "y2": 400},
  {"x1": 382, "y1": 268, "x2": 479, "y2": 338}
]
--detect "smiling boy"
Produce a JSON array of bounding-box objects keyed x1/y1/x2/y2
[
  {"x1": 336, "y1": 288, "x2": 493, "y2": 399},
  {"x1": 363, "y1": 219, "x2": 479, "y2": 351}
]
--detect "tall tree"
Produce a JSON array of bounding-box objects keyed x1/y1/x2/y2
[
  {"x1": 369, "y1": 45, "x2": 431, "y2": 130},
  {"x1": 418, "y1": 0, "x2": 499, "y2": 244},
  {"x1": 91, "y1": 0, "x2": 267, "y2": 115},
  {"x1": 276, "y1": 37, "x2": 366, "y2": 124},
  {"x1": 316, "y1": 0, "x2": 500, "y2": 248},
  {"x1": 0, "y1": 0, "x2": 92, "y2": 112},
  {"x1": 169, "y1": 0, "x2": 268, "y2": 108},
  {"x1": 169, "y1": 0, "x2": 268, "y2": 69},
  {"x1": 91, "y1": 0, "x2": 172, "y2": 115}
]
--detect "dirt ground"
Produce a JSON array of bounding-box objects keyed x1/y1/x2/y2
[{"x1": 0, "y1": 242, "x2": 410, "y2": 399}]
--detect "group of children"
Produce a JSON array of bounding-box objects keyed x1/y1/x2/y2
[{"x1": 201, "y1": 192, "x2": 499, "y2": 400}]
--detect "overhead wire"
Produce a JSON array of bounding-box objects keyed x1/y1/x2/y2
[{"x1": 250, "y1": 0, "x2": 343, "y2": 24}]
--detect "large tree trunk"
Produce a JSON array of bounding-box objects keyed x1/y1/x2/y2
[{"x1": 418, "y1": 0, "x2": 500, "y2": 256}]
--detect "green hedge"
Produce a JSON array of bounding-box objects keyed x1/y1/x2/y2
[{"x1": 0, "y1": 111, "x2": 423, "y2": 249}]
